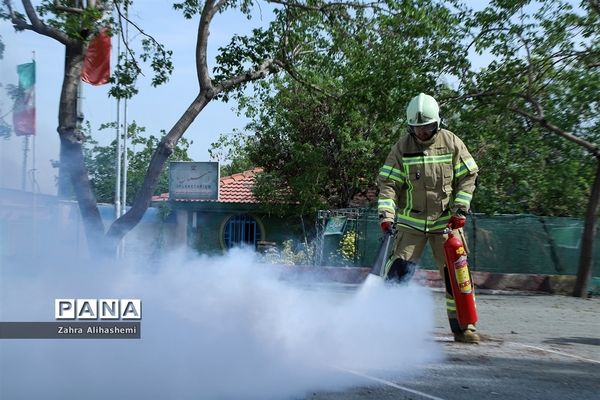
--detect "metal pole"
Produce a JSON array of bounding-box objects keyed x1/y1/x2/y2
[
  {"x1": 115, "y1": 98, "x2": 122, "y2": 218},
  {"x1": 117, "y1": 4, "x2": 130, "y2": 258},
  {"x1": 32, "y1": 135, "x2": 36, "y2": 192},
  {"x1": 31, "y1": 52, "x2": 37, "y2": 259},
  {"x1": 122, "y1": 98, "x2": 128, "y2": 215},
  {"x1": 31, "y1": 53, "x2": 36, "y2": 193},
  {"x1": 114, "y1": 6, "x2": 122, "y2": 220},
  {"x1": 121, "y1": 5, "x2": 129, "y2": 217},
  {"x1": 21, "y1": 136, "x2": 29, "y2": 191},
  {"x1": 32, "y1": 134, "x2": 37, "y2": 258}
]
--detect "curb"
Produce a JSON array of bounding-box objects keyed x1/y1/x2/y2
[
  {"x1": 411, "y1": 269, "x2": 598, "y2": 296},
  {"x1": 415, "y1": 270, "x2": 564, "y2": 294}
]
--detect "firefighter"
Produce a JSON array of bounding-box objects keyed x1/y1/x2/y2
[{"x1": 377, "y1": 93, "x2": 480, "y2": 344}]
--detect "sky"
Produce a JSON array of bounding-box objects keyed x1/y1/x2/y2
[{"x1": 0, "y1": 0, "x2": 275, "y2": 194}]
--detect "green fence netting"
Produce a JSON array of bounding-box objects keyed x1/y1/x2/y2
[{"x1": 317, "y1": 209, "x2": 600, "y2": 277}]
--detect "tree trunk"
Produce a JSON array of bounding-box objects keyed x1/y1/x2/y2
[
  {"x1": 57, "y1": 43, "x2": 105, "y2": 256},
  {"x1": 61, "y1": 137, "x2": 106, "y2": 251},
  {"x1": 573, "y1": 159, "x2": 600, "y2": 297},
  {"x1": 57, "y1": 144, "x2": 72, "y2": 198},
  {"x1": 105, "y1": 93, "x2": 211, "y2": 244}
]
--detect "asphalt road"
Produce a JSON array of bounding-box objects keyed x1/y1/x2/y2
[{"x1": 307, "y1": 291, "x2": 600, "y2": 400}]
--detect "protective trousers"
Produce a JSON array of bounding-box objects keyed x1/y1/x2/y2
[{"x1": 384, "y1": 228, "x2": 474, "y2": 334}]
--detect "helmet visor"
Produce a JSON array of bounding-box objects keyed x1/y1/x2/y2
[{"x1": 413, "y1": 122, "x2": 438, "y2": 142}]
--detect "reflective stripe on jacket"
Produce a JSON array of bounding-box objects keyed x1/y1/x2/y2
[{"x1": 377, "y1": 129, "x2": 478, "y2": 233}]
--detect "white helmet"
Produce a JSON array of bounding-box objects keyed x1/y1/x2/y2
[{"x1": 406, "y1": 93, "x2": 441, "y2": 129}]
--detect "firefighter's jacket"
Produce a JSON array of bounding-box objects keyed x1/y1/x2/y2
[{"x1": 377, "y1": 129, "x2": 478, "y2": 233}]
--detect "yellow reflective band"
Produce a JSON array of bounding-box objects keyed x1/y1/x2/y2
[
  {"x1": 396, "y1": 214, "x2": 426, "y2": 227},
  {"x1": 402, "y1": 154, "x2": 452, "y2": 166},
  {"x1": 384, "y1": 257, "x2": 395, "y2": 276},
  {"x1": 456, "y1": 191, "x2": 472, "y2": 200},
  {"x1": 454, "y1": 164, "x2": 468, "y2": 178},
  {"x1": 464, "y1": 158, "x2": 478, "y2": 170},
  {"x1": 455, "y1": 191, "x2": 472, "y2": 206},
  {"x1": 428, "y1": 218, "x2": 452, "y2": 232},
  {"x1": 403, "y1": 164, "x2": 413, "y2": 215},
  {"x1": 454, "y1": 158, "x2": 478, "y2": 178},
  {"x1": 378, "y1": 199, "x2": 396, "y2": 214},
  {"x1": 379, "y1": 171, "x2": 405, "y2": 183},
  {"x1": 396, "y1": 212, "x2": 451, "y2": 232},
  {"x1": 380, "y1": 165, "x2": 406, "y2": 179},
  {"x1": 378, "y1": 199, "x2": 396, "y2": 208},
  {"x1": 446, "y1": 299, "x2": 456, "y2": 311}
]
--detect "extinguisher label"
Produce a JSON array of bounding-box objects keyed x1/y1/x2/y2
[{"x1": 454, "y1": 257, "x2": 472, "y2": 293}]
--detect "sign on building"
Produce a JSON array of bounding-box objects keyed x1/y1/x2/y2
[{"x1": 169, "y1": 161, "x2": 220, "y2": 201}]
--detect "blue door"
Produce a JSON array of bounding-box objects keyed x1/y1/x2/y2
[{"x1": 223, "y1": 214, "x2": 261, "y2": 249}]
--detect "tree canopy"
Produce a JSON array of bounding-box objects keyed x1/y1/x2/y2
[
  {"x1": 225, "y1": 0, "x2": 472, "y2": 214},
  {"x1": 456, "y1": 0, "x2": 599, "y2": 296},
  {"x1": 213, "y1": 0, "x2": 598, "y2": 220}
]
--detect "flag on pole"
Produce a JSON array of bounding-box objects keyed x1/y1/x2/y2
[
  {"x1": 13, "y1": 61, "x2": 36, "y2": 136},
  {"x1": 81, "y1": 29, "x2": 111, "y2": 85}
]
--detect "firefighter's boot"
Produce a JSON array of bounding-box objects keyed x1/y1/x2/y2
[
  {"x1": 454, "y1": 324, "x2": 480, "y2": 344},
  {"x1": 385, "y1": 258, "x2": 416, "y2": 284}
]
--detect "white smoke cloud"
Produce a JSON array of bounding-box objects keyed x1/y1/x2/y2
[{"x1": 0, "y1": 229, "x2": 441, "y2": 400}]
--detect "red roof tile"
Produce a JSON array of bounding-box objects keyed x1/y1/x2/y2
[{"x1": 151, "y1": 167, "x2": 263, "y2": 204}]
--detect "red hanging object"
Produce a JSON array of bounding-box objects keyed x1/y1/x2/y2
[{"x1": 82, "y1": 29, "x2": 111, "y2": 85}]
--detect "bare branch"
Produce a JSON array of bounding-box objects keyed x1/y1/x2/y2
[
  {"x1": 438, "y1": 90, "x2": 502, "y2": 106},
  {"x1": 6, "y1": 16, "x2": 34, "y2": 30},
  {"x1": 53, "y1": 0, "x2": 84, "y2": 14},
  {"x1": 216, "y1": 58, "x2": 279, "y2": 91},
  {"x1": 465, "y1": 27, "x2": 509, "y2": 55},
  {"x1": 113, "y1": 1, "x2": 159, "y2": 77},
  {"x1": 533, "y1": 55, "x2": 581, "y2": 97},
  {"x1": 446, "y1": 90, "x2": 599, "y2": 156},
  {"x1": 520, "y1": 92, "x2": 544, "y2": 120},
  {"x1": 215, "y1": 0, "x2": 228, "y2": 10},
  {"x1": 276, "y1": 59, "x2": 338, "y2": 99},
  {"x1": 4, "y1": 0, "x2": 71, "y2": 44},
  {"x1": 196, "y1": 0, "x2": 223, "y2": 93},
  {"x1": 514, "y1": 29, "x2": 535, "y2": 95},
  {"x1": 267, "y1": 0, "x2": 388, "y2": 13},
  {"x1": 275, "y1": 10, "x2": 339, "y2": 99},
  {"x1": 115, "y1": 11, "x2": 141, "y2": 75},
  {"x1": 20, "y1": 0, "x2": 43, "y2": 27},
  {"x1": 535, "y1": 51, "x2": 585, "y2": 80},
  {"x1": 509, "y1": 106, "x2": 599, "y2": 156}
]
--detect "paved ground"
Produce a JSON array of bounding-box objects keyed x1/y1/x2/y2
[{"x1": 307, "y1": 291, "x2": 600, "y2": 400}]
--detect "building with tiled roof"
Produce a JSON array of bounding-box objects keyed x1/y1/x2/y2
[
  {"x1": 152, "y1": 166, "x2": 298, "y2": 253},
  {"x1": 151, "y1": 167, "x2": 263, "y2": 204},
  {"x1": 218, "y1": 167, "x2": 263, "y2": 203}
]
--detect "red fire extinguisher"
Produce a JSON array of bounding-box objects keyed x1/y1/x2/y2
[{"x1": 444, "y1": 226, "x2": 478, "y2": 326}]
